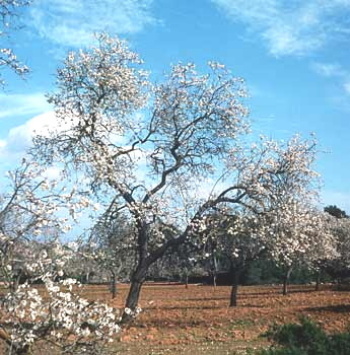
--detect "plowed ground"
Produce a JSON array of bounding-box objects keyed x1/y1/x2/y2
[
  {"x1": 102, "y1": 283, "x2": 350, "y2": 354},
  {"x1": 3, "y1": 283, "x2": 350, "y2": 354}
]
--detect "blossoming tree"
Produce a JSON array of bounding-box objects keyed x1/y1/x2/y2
[
  {"x1": 254, "y1": 137, "x2": 338, "y2": 295},
  {"x1": 0, "y1": 160, "x2": 120, "y2": 354},
  {"x1": 32, "y1": 34, "x2": 323, "y2": 321},
  {"x1": 89, "y1": 212, "x2": 136, "y2": 298}
]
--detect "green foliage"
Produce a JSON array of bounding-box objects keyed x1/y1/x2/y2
[
  {"x1": 242, "y1": 258, "x2": 319, "y2": 286},
  {"x1": 259, "y1": 317, "x2": 350, "y2": 355},
  {"x1": 324, "y1": 205, "x2": 348, "y2": 219}
]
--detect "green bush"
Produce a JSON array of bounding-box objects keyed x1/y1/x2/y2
[{"x1": 259, "y1": 317, "x2": 350, "y2": 355}]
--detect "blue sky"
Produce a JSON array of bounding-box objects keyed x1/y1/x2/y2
[{"x1": 1, "y1": 0, "x2": 350, "y2": 211}]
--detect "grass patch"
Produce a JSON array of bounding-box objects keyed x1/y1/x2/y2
[{"x1": 259, "y1": 317, "x2": 350, "y2": 355}]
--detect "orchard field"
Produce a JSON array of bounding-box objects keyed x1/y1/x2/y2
[
  {"x1": 2, "y1": 2, "x2": 350, "y2": 355},
  {"x1": 64, "y1": 283, "x2": 350, "y2": 354}
]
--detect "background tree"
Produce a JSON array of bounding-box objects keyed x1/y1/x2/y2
[
  {"x1": 323, "y1": 216, "x2": 350, "y2": 286},
  {"x1": 202, "y1": 211, "x2": 266, "y2": 306},
  {"x1": 264, "y1": 201, "x2": 337, "y2": 295},
  {"x1": 89, "y1": 212, "x2": 136, "y2": 298},
  {"x1": 324, "y1": 205, "x2": 348, "y2": 219}
]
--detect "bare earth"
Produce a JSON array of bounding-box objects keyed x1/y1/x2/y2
[
  {"x1": 3, "y1": 283, "x2": 350, "y2": 354},
  {"x1": 99, "y1": 283, "x2": 350, "y2": 354}
]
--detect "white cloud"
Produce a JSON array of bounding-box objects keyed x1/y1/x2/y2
[
  {"x1": 0, "y1": 112, "x2": 59, "y2": 177},
  {"x1": 343, "y1": 82, "x2": 350, "y2": 95},
  {"x1": 0, "y1": 109, "x2": 78, "y2": 166},
  {"x1": 312, "y1": 63, "x2": 346, "y2": 78},
  {"x1": 30, "y1": 0, "x2": 157, "y2": 47},
  {"x1": 0, "y1": 93, "x2": 52, "y2": 119},
  {"x1": 312, "y1": 62, "x2": 350, "y2": 99},
  {"x1": 0, "y1": 111, "x2": 56, "y2": 159},
  {"x1": 211, "y1": 0, "x2": 350, "y2": 56}
]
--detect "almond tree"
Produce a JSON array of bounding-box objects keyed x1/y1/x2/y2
[
  {"x1": 254, "y1": 137, "x2": 338, "y2": 295},
  {"x1": 32, "y1": 34, "x2": 322, "y2": 321},
  {"x1": 0, "y1": 160, "x2": 120, "y2": 354},
  {"x1": 89, "y1": 213, "x2": 136, "y2": 298},
  {"x1": 324, "y1": 215, "x2": 350, "y2": 285},
  {"x1": 265, "y1": 201, "x2": 337, "y2": 295},
  {"x1": 199, "y1": 136, "x2": 325, "y2": 305},
  {"x1": 202, "y1": 211, "x2": 265, "y2": 306},
  {"x1": 0, "y1": 160, "x2": 71, "y2": 290}
]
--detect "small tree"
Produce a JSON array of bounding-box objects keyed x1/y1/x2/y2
[
  {"x1": 324, "y1": 205, "x2": 348, "y2": 219},
  {"x1": 323, "y1": 216, "x2": 350, "y2": 286},
  {"x1": 0, "y1": 161, "x2": 120, "y2": 354},
  {"x1": 89, "y1": 213, "x2": 136, "y2": 298},
  {"x1": 201, "y1": 211, "x2": 265, "y2": 306},
  {"x1": 267, "y1": 203, "x2": 337, "y2": 295}
]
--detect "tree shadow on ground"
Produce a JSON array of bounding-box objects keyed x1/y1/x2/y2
[{"x1": 304, "y1": 304, "x2": 350, "y2": 313}]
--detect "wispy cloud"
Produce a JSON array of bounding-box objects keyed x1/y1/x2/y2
[
  {"x1": 0, "y1": 111, "x2": 56, "y2": 160},
  {"x1": 0, "y1": 94, "x2": 54, "y2": 169},
  {"x1": 312, "y1": 63, "x2": 347, "y2": 78},
  {"x1": 30, "y1": 0, "x2": 157, "y2": 47},
  {"x1": 211, "y1": 0, "x2": 350, "y2": 56},
  {"x1": 0, "y1": 93, "x2": 52, "y2": 119},
  {"x1": 312, "y1": 62, "x2": 350, "y2": 102}
]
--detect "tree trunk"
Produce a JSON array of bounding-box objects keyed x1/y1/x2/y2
[
  {"x1": 282, "y1": 267, "x2": 292, "y2": 296},
  {"x1": 85, "y1": 271, "x2": 90, "y2": 284},
  {"x1": 0, "y1": 328, "x2": 30, "y2": 355},
  {"x1": 315, "y1": 270, "x2": 321, "y2": 291},
  {"x1": 120, "y1": 223, "x2": 189, "y2": 323},
  {"x1": 111, "y1": 272, "x2": 117, "y2": 299},
  {"x1": 185, "y1": 274, "x2": 189, "y2": 289},
  {"x1": 230, "y1": 268, "x2": 240, "y2": 307},
  {"x1": 14, "y1": 345, "x2": 30, "y2": 355},
  {"x1": 121, "y1": 264, "x2": 147, "y2": 324},
  {"x1": 212, "y1": 253, "x2": 218, "y2": 289}
]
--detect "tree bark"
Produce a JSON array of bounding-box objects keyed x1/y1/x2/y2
[
  {"x1": 315, "y1": 270, "x2": 321, "y2": 291},
  {"x1": 111, "y1": 272, "x2": 117, "y2": 299},
  {"x1": 212, "y1": 253, "x2": 218, "y2": 289},
  {"x1": 121, "y1": 263, "x2": 148, "y2": 323},
  {"x1": 282, "y1": 267, "x2": 292, "y2": 296},
  {"x1": 230, "y1": 268, "x2": 240, "y2": 307},
  {"x1": 120, "y1": 223, "x2": 192, "y2": 323},
  {"x1": 0, "y1": 327, "x2": 30, "y2": 354}
]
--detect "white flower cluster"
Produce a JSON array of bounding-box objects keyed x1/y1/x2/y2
[{"x1": 2, "y1": 274, "x2": 120, "y2": 353}]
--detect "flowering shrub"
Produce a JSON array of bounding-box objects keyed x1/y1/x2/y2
[{"x1": 1, "y1": 274, "x2": 120, "y2": 354}]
